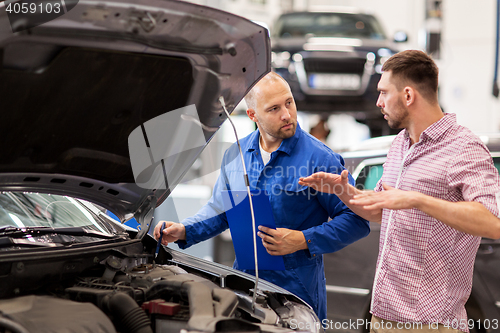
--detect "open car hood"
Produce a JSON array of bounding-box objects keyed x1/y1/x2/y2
[{"x1": 0, "y1": 0, "x2": 270, "y2": 227}]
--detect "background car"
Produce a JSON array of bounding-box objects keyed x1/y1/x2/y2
[
  {"x1": 0, "y1": 0, "x2": 322, "y2": 332},
  {"x1": 270, "y1": 10, "x2": 406, "y2": 137},
  {"x1": 322, "y1": 134, "x2": 500, "y2": 333}
]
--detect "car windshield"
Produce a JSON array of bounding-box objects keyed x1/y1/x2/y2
[
  {"x1": 274, "y1": 12, "x2": 387, "y2": 39},
  {"x1": 0, "y1": 192, "x2": 119, "y2": 244}
]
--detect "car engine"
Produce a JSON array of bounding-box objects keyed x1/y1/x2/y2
[{"x1": 0, "y1": 239, "x2": 319, "y2": 333}]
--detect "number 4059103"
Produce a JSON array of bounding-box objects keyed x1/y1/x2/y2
[{"x1": 5, "y1": 1, "x2": 62, "y2": 15}]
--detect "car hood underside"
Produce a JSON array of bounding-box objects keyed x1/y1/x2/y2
[{"x1": 0, "y1": 0, "x2": 270, "y2": 223}]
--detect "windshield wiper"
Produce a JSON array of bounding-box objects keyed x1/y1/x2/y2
[{"x1": 0, "y1": 226, "x2": 123, "y2": 240}]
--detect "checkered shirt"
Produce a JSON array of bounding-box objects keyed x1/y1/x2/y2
[{"x1": 371, "y1": 113, "x2": 500, "y2": 332}]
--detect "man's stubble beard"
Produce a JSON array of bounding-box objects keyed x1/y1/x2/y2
[{"x1": 386, "y1": 99, "x2": 409, "y2": 129}]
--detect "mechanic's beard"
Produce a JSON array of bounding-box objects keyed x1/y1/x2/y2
[{"x1": 276, "y1": 121, "x2": 297, "y2": 139}]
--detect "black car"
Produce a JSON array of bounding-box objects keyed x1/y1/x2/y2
[
  {"x1": 0, "y1": 1, "x2": 322, "y2": 332},
  {"x1": 270, "y1": 10, "x2": 405, "y2": 136},
  {"x1": 322, "y1": 134, "x2": 500, "y2": 333}
]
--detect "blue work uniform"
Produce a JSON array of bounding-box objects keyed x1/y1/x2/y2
[{"x1": 176, "y1": 124, "x2": 370, "y2": 321}]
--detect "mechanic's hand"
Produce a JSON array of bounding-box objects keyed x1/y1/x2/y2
[
  {"x1": 153, "y1": 221, "x2": 186, "y2": 245},
  {"x1": 298, "y1": 169, "x2": 349, "y2": 195},
  {"x1": 350, "y1": 183, "x2": 421, "y2": 211},
  {"x1": 257, "y1": 226, "x2": 307, "y2": 256}
]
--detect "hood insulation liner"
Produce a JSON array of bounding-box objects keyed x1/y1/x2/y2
[{"x1": 0, "y1": 45, "x2": 194, "y2": 183}]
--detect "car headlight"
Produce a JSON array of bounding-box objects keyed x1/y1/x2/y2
[
  {"x1": 375, "y1": 48, "x2": 395, "y2": 74},
  {"x1": 275, "y1": 300, "x2": 323, "y2": 333},
  {"x1": 272, "y1": 51, "x2": 291, "y2": 68}
]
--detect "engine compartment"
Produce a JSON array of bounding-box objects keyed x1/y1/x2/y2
[{"x1": 0, "y1": 238, "x2": 312, "y2": 333}]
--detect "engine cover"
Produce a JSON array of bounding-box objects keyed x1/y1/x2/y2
[{"x1": 0, "y1": 295, "x2": 116, "y2": 333}]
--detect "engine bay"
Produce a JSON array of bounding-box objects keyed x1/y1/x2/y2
[{"x1": 0, "y1": 237, "x2": 315, "y2": 333}]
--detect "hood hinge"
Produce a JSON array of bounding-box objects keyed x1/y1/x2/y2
[{"x1": 134, "y1": 195, "x2": 157, "y2": 240}]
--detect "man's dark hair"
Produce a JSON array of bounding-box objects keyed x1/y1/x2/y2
[{"x1": 382, "y1": 50, "x2": 439, "y2": 103}]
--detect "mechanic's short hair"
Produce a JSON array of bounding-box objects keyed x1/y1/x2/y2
[
  {"x1": 382, "y1": 50, "x2": 439, "y2": 103},
  {"x1": 244, "y1": 72, "x2": 289, "y2": 110}
]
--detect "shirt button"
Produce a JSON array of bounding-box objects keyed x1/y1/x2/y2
[
  {"x1": 308, "y1": 239, "x2": 311, "y2": 243},
  {"x1": 313, "y1": 254, "x2": 316, "y2": 257}
]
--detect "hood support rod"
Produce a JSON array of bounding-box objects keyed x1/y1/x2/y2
[{"x1": 219, "y1": 96, "x2": 260, "y2": 312}]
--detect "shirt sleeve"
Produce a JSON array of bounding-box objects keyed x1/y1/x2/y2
[
  {"x1": 301, "y1": 154, "x2": 370, "y2": 256},
  {"x1": 447, "y1": 140, "x2": 500, "y2": 217}
]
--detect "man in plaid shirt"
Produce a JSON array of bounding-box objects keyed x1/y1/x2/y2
[{"x1": 300, "y1": 50, "x2": 500, "y2": 332}]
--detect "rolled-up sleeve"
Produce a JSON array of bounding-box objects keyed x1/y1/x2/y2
[{"x1": 447, "y1": 141, "x2": 500, "y2": 217}]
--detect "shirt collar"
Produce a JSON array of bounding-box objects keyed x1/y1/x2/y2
[
  {"x1": 247, "y1": 123, "x2": 302, "y2": 156},
  {"x1": 404, "y1": 113, "x2": 456, "y2": 143}
]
